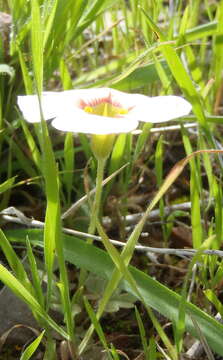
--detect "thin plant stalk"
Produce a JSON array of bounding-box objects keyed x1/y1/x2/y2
[
  {"x1": 78, "y1": 157, "x2": 106, "y2": 287},
  {"x1": 88, "y1": 157, "x2": 106, "y2": 236}
]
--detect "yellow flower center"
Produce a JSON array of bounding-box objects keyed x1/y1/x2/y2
[
  {"x1": 83, "y1": 101, "x2": 128, "y2": 160},
  {"x1": 84, "y1": 102, "x2": 128, "y2": 117}
]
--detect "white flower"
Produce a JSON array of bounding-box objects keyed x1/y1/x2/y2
[
  {"x1": 17, "y1": 92, "x2": 62, "y2": 123},
  {"x1": 17, "y1": 88, "x2": 192, "y2": 135}
]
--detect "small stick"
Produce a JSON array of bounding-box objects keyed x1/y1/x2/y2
[{"x1": 2, "y1": 207, "x2": 223, "y2": 259}]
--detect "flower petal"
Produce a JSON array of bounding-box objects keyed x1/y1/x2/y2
[
  {"x1": 52, "y1": 110, "x2": 139, "y2": 134},
  {"x1": 17, "y1": 89, "x2": 192, "y2": 131},
  {"x1": 127, "y1": 95, "x2": 192, "y2": 123},
  {"x1": 57, "y1": 90, "x2": 192, "y2": 123},
  {"x1": 58, "y1": 88, "x2": 131, "y2": 110},
  {"x1": 17, "y1": 92, "x2": 62, "y2": 123}
]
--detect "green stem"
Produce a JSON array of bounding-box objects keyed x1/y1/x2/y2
[
  {"x1": 88, "y1": 157, "x2": 106, "y2": 237},
  {"x1": 78, "y1": 157, "x2": 106, "y2": 289}
]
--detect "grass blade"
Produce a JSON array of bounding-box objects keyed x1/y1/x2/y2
[
  {"x1": 20, "y1": 330, "x2": 45, "y2": 360},
  {"x1": 84, "y1": 296, "x2": 112, "y2": 358},
  {"x1": 135, "y1": 306, "x2": 149, "y2": 360},
  {"x1": 0, "y1": 229, "x2": 30, "y2": 286},
  {"x1": 0, "y1": 263, "x2": 68, "y2": 339}
]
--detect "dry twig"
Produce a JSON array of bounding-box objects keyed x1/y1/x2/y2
[{"x1": 1, "y1": 207, "x2": 223, "y2": 259}]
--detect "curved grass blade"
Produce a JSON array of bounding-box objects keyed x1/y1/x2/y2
[
  {"x1": 0, "y1": 229, "x2": 30, "y2": 287},
  {"x1": 140, "y1": 7, "x2": 214, "y2": 143},
  {"x1": 0, "y1": 176, "x2": 16, "y2": 195},
  {"x1": 84, "y1": 297, "x2": 111, "y2": 358},
  {"x1": 0, "y1": 263, "x2": 68, "y2": 339},
  {"x1": 20, "y1": 330, "x2": 45, "y2": 360}
]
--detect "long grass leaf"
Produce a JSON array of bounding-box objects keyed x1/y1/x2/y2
[
  {"x1": 20, "y1": 331, "x2": 45, "y2": 360},
  {"x1": 0, "y1": 176, "x2": 16, "y2": 194},
  {"x1": 0, "y1": 229, "x2": 30, "y2": 286},
  {"x1": 0, "y1": 263, "x2": 68, "y2": 339}
]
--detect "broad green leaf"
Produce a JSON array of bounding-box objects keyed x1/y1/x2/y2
[
  {"x1": 109, "y1": 47, "x2": 157, "y2": 87},
  {"x1": 112, "y1": 61, "x2": 169, "y2": 91}
]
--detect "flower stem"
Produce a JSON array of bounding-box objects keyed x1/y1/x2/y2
[
  {"x1": 88, "y1": 157, "x2": 106, "y2": 236},
  {"x1": 78, "y1": 157, "x2": 106, "y2": 289}
]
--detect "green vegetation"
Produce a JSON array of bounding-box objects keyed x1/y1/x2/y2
[{"x1": 1, "y1": 0, "x2": 223, "y2": 358}]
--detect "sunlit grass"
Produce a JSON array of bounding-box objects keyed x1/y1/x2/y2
[{"x1": 1, "y1": 0, "x2": 223, "y2": 358}]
